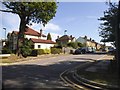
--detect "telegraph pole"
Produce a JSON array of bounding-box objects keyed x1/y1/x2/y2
[{"x1": 3, "y1": 28, "x2": 6, "y2": 41}]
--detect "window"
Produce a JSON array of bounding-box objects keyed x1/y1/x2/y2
[{"x1": 38, "y1": 45, "x2": 41, "y2": 48}]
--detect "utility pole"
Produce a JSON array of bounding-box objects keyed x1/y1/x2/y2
[{"x1": 3, "y1": 28, "x2": 6, "y2": 41}]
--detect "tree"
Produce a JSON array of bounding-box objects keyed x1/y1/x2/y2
[
  {"x1": 20, "y1": 38, "x2": 33, "y2": 58},
  {"x1": 98, "y1": 3, "x2": 118, "y2": 46},
  {"x1": 47, "y1": 33, "x2": 52, "y2": 40},
  {"x1": 99, "y1": 1, "x2": 120, "y2": 84},
  {"x1": 67, "y1": 42, "x2": 78, "y2": 49},
  {"x1": 77, "y1": 42, "x2": 85, "y2": 47},
  {"x1": 1, "y1": 2, "x2": 57, "y2": 55}
]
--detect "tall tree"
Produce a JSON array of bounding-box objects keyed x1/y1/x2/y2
[
  {"x1": 98, "y1": 3, "x2": 118, "y2": 46},
  {"x1": 99, "y1": 1, "x2": 120, "y2": 84},
  {"x1": 1, "y1": 1, "x2": 57, "y2": 55},
  {"x1": 47, "y1": 33, "x2": 52, "y2": 40}
]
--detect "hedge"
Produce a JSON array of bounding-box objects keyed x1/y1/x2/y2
[{"x1": 51, "y1": 47, "x2": 62, "y2": 54}]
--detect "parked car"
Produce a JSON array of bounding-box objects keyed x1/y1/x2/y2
[
  {"x1": 74, "y1": 47, "x2": 96, "y2": 54},
  {"x1": 74, "y1": 48, "x2": 86, "y2": 54}
]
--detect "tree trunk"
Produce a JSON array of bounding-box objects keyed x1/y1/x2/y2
[{"x1": 16, "y1": 16, "x2": 26, "y2": 56}]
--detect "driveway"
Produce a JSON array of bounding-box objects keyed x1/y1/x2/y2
[{"x1": 2, "y1": 54, "x2": 106, "y2": 89}]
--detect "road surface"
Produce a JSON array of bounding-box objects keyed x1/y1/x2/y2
[{"x1": 2, "y1": 54, "x2": 106, "y2": 89}]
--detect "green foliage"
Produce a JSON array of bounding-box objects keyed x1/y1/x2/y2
[
  {"x1": 2, "y1": 41, "x2": 12, "y2": 54},
  {"x1": 1, "y1": 2, "x2": 57, "y2": 26},
  {"x1": 44, "y1": 48, "x2": 51, "y2": 54},
  {"x1": 31, "y1": 49, "x2": 38, "y2": 56},
  {"x1": 21, "y1": 38, "x2": 33, "y2": 57},
  {"x1": 67, "y1": 42, "x2": 78, "y2": 49},
  {"x1": 51, "y1": 47, "x2": 62, "y2": 54},
  {"x1": 98, "y1": 3, "x2": 118, "y2": 43},
  {"x1": 37, "y1": 49, "x2": 45, "y2": 55},
  {"x1": 47, "y1": 33, "x2": 52, "y2": 40},
  {"x1": 2, "y1": 48, "x2": 12, "y2": 54},
  {"x1": 77, "y1": 42, "x2": 85, "y2": 47},
  {"x1": 1, "y1": 2, "x2": 57, "y2": 55}
]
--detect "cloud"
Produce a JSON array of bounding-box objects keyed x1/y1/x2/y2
[
  {"x1": 50, "y1": 32, "x2": 62, "y2": 41},
  {"x1": 43, "y1": 23, "x2": 61, "y2": 31}
]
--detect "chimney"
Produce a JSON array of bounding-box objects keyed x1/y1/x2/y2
[
  {"x1": 57, "y1": 36, "x2": 59, "y2": 39},
  {"x1": 70, "y1": 35, "x2": 72, "y2": 38},
  {"x1": 84, "y1": 36, "x2": 87, "y2": 39},
  {"x1": 40, "y1": 29, "x2": 42, "y2": 36}
]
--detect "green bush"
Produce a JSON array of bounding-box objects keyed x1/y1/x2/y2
[
  {"x1": 67, "y1": 42, "x2": 78, "y2": 49},
  {"x1": 51, "y1": 47, "x2": 62, "y2": 54},
  {"x1": 44, "y1": 48, "x2": 51, "y2": 54},
  {"x1": 30, "y1": 49, "x2": 38, "y2": 56},
  {"x1": 21, "y1": 38, "x2": 32, "y2": 58},
  {"x1": 2, "y1": 48, "x2": 12, "y2": 54},
  {"x1": 37, "y1": 49, "x2": 45, "y2": 55}
]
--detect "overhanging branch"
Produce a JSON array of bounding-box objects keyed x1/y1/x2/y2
[{"x1": 0, "y1": 9, "x2": 16, "y2": 13}]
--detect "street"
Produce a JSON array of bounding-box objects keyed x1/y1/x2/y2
[{"x1": 2, "y1": 54, "x2": 106, "y2": 89}]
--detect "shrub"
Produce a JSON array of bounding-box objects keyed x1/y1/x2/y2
[
  {"x1": 67, "y1": 42, "x2": 78, "y2": 49},
  {"x1": 77, "y1": 42, "x2": 85, "y2": 47},
  {"x1": 30, "y1": 49, "x2": 38, "y2": 56},
  {"x1": 51, "y1": 47, "x2": 62, "y2": 54},
  {"x1": 44, "y1": 48, "x2": 51, "y2": 54},
  {"x1": 37, "y1": 49, "x2": 45, "y2": 55},
  {"x1": 2, "y1": 48, "x2": 12, "y2": 54},
  {"x1": 21, "y1": 38, "x2": 32, "y2": 58}
]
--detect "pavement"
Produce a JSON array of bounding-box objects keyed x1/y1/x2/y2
[{"x1": 60, "y1": 55, "x2": 120, "y2": 90}]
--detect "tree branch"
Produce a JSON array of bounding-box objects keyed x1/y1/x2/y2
[{"x1": 0, "y1": 9, "x2": 17, "y2": 13}]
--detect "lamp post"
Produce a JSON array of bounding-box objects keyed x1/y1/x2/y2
[
  {"x1": 63, "y1": 29, "x2": 67, "y2": 54},
  {"x1": 64, "y1": 29, "x2": 67, "y2": 35},
  {"x1": 3, "y1": 28, "x2": 6, "y2": 41}
]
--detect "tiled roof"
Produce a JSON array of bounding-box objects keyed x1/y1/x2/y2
[
  {"x1": 11, "y1": 26, "x2": 46, "y2": 37},
  {"x1": 30, "y1": 38, "x2": 56, "y2": 44}
]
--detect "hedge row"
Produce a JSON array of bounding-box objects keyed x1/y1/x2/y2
[
  {"x1": 30, "y1": 48, "x2": 62, "y2": 56},
  {"x1": 51, "y1": 47, "x2": 62, "y2": 54}
]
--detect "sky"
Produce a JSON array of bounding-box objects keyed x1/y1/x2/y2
[{"x1": 0, "y1": 2, "x2": 113, "y2": 46}]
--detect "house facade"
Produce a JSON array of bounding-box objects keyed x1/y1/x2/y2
[
  {"x1": 76, "y1": 36, "x2": 102, "y2": 50},
  {"x1": 56, "y1": 35, "x2": 76, "y2": 46},
  {"x1": 7, "y1": 26, "x2": 55, "y2": 51}
]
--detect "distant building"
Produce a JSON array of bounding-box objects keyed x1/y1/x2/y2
[
  {"x1": 77, "y1": 36, "x2": 103, "y2": 50},
  {"x1": 7, "y1": 26, "x2": 55, "y2": 51},
  {"x1": 56, "y1": 35, "x2": 76, "y2": 46}
]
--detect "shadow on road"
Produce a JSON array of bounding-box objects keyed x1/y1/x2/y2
[{"x1": 2, "y1": 61, "x2": 87, "y2": 90}]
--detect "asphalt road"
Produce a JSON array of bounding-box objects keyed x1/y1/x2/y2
[{"x1": 2, "y1": 54, "x2": 106, "y2": 89}]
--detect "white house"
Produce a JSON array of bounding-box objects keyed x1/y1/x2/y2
[{"x1": 7, "y1": 26, "x2": 55, "y2": 50}]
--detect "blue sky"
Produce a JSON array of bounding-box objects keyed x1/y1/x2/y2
[{"x1": 0, "y1": 2, "x2": 111, "y2": 45}]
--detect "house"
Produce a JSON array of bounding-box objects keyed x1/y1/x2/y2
[
  {"x1": 76, "y1": 36, "x2": 102, "y2": 50},
  {"x1": 56, "y1": 35, "x2": 76, "y2": 46},
  {"x1": 7, "y1": 26, "x2": 55, "y2": 51}
]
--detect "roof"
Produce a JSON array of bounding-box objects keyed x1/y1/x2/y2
[
  {"x1": 30, "y1": 38, "x2": 56, "y2": 44},
  {"x1": 11, "y1": 26, "x2": 46, "y2": 37},
  {"x1": 12, "y1": 31, "x2": 19, "y2": 35},
  {"x1": 57, "y1": 35, "x2": 75, "y2": 41}
]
